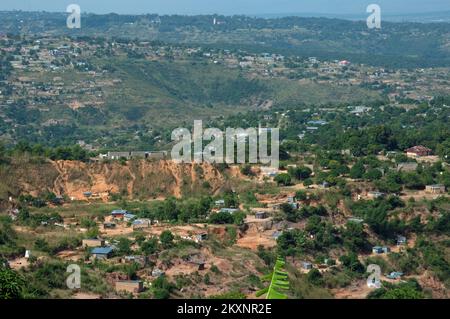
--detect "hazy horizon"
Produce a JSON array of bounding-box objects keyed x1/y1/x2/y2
[{"x1": 0, "y1": 0, "x2": 449, "y2": 16}]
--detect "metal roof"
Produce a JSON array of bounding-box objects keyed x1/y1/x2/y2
[
  {"x1": 111, "y1": 209, "x2": 128, "y2": 215},
  {"x1": 92, "y1": 247, "x2": 113, "y2": 254}
]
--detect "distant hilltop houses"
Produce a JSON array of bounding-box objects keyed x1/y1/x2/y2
[
  {"x1": 338, "y1": 60, "x2": 351, "y2": 67},
  {"x1": 213, "y1": 18, "x2": 225, "y2": 25},
  {"x1": 99, "y1": 151, "x2": 168, "y2": 161}
]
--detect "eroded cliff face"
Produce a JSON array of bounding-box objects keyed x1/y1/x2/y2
[{"x1": 1, "y1": 159, "x2": 226, "y2": 201}]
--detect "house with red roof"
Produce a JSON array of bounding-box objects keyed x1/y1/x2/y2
[{"x1": 405, "y1": 145, "x2": 432, "y2": 157}]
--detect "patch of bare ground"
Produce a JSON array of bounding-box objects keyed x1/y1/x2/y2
[
  {"x1": 236, "y1": 219, "x2": 277, "y2": 250},
  {"x1": 8, "y1": 160, "x2": 226, "y2": 201},
  {"x1": 56, "y1": 249, "x2": 84, "y2": 262},
  {"x1": 412, "y1": 271, "x2": 449, "y2": 299},
  {"x1": 332, "y1": 279, "x2": 373, "y2": 299},
  {"x1": 72, "y1": 292, "x2": 102, "y2": 299},
  {"x1": 8, "y1": 257, "x2": 29, "y2": 270}
]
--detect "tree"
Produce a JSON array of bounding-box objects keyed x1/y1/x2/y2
[
  {"x1": 305, "y1": 215, "x2": 323, "y2": 234},
  {"x1": 163, "y1": 197, "x2": 179, "y2": 221},
  {"x1": 0, "y1": 267, "x2": 24, "y2": 299},
  {"x1": 0, "y1": 142, "x2": 6, "y2": 164},
  {"x1": 277, "y1": 230, "x2": 308, "y2": 256},
  {"x1": 288, "y1": 166, "x2": 312, "y2": 180},
  {"x1": 209, "y1": 212, "x2": 234, "y2": 224},
  {"x1": 307, "y1": 268, "x2": 323, "y2": 286},
  {"x1": 233, "y1": 211, "x2": 247, "y2": 225},
  {"x1": 295, "y1": 191, "x2": 307, "y2": 201},
  {"x1": 350, "y1": 161, "x2": 365, "y2": 179},
  {"x1": 34, "y1": 238, "x2": 50, "y2": 253},
  {"x1": 280, "y1": 203, "x2": 298, "y2": 222},
  {"x1": 275, "y1": 173, "x2": 291, "y2": 186},
  {"x1": 117, "y1": 238, "x2": 132, "y2": 255},
  {"x1": 224, "y1": 190, "x2": 238, "y2": 208},
  {"x1": 342, "y1": 222, "x2": 369, "y2": 252},
  {"x1": 368, "y1": 280, "x2": 424, "y2": 299},
  {"x1": 364, "y1": 168, "x2": 383, "y2": 181},
  {"x1": 339, "y1": 253, "x2": 365, "y2": 273},
  {"x1": 402, "y1": 172, "x2": 425, "y2": 190},
  {"x1": 141, "y1": 237, "x2": 158, "y2": 255},
  {"x1": 152, "y1": 276, "x2": 175, "y2": 299},
  {"x1": 159, "y1": 231, "x2": 174, "y2": 249}
]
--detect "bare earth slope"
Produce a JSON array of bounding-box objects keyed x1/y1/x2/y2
[{"x1": 1, "y1": 159, "x2": 225, "y2": 201}]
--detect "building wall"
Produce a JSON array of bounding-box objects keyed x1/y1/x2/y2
[
  {"x1": 425, "y1": 186, "x2": 446, "y2": 194},
  {"x1": 115, "y1": 281, "x2": 143, "y2": 293}
]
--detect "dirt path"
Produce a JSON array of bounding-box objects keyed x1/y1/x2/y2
[
  {"x1": 52, "y1": 161, "x2": 66, "y2": 196},
  {"x1": 125, "y1": 166, "x2": 136, "y2": 198}
]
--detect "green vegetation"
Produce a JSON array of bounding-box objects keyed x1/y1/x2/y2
[
  {"x1": 368, "y1": 280, "x2": 425, "y2": 299},
  {"x1": 257, "y1": 257, "x2": 290, "y2": 299}
]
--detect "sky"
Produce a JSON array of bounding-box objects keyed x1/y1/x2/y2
[{"x1": 0, "y1": 0, "x2": 449, "y2": 15}]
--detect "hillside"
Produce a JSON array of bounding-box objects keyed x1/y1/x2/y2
[
  {"x1": 1, "y1": 12, "x2": 449, "y2": 68},
  {"x1": 0, "y1": 158, "x2": 227, "y2": 203}
]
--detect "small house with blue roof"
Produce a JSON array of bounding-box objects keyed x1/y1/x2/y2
[{"x1": 91, "y1": 246, "x2": 114, "y2": 259}]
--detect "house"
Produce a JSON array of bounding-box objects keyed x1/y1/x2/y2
[
  {"x1": 348, "y1": 217, "x2": 364, "y2": 224},
  {"x1": 152, "y1": 268, "x2": 165, "y2": 277},
  {"x1": 272, "y1": 231, "x2": 282, "y2": 239},
  {"x1": 396, "y1": 235, "x2": 407, "y2": 246},
  {"x1": 82, "y1": 238, "x2": 105, "y2": 248},
  {"x1": 111, "y1": 209, "x2": 128, "y2": 219},
  {"x1": 196, "y1": 262, "x2": 206, "y2": 271},
  {"x1": 425, "y1": 184, "x2": 446, "y2": 194},
  {"x1": 52, "y1": 196, "x2": 64, "y2": 205},
  {"x1": 320, "y1": 181, "x2": 330, "y2": 189},
  {"x1": 103, "y1": 222, "x2": 116, "y2": 229},
  {"x1": 122, "y1": 255, "x2": 146, "y2": 267},
  {"x1": 406, "y1": 145, "x2": 432, "y2": 157},
  {"x1": 287, "y1": 196, "x2": 296, "y2": 204},
  {"x1": 220, "y1": 208, "x2": 239, "y2": 214},
  {"x1": 372, "y1": 246, "x2": 390, "y2": 254},
  {"x1": 214, "y1": 199, "x2": 225, "y2": 207},
  {"x1": 107, "y1": 151, "x2": 167, "y2": 160},
  {"x1": 372, "y1": 246, "x2": 383, "y2": 254},
  {"x1": 387, "y1": 272, "x2": 403, "y2": 280},
  {"x1": 302, "y1": 262, "x2": 313, "y2": 270},
  {"x1": 124, "y1": 213, "x2": 136, "y2": 222},
  {"x1": 91, "y1": 247, "x2": 113, "y2": 259},
  {"x1": 255, "y1": 212, "x2": 268, "y2": 220},
  {"x1": 83, "y1": 192, "x2": 92, "y2": 198},
  {"x1": 115, "y1": 280, "x2": 144, "y2": 294},
  {"x1": 307, "y1": 120, "x2": 328, "y2": 126},
  {"x1": 187, "y1": 255, "x2": 206, "y2": 271},
  {"x1": 195, "y1": 233, "x2": 208, "y2": 242},
  {"x1": 132, "y1": 219, "x2": 151, "y2": 230},
  {"x1": 350, "y1": 106, "x2": 372, "y2": 115},
  {"x1": 338, "y1": 60, "x2": 351, "y2": 67},
  {"x1": 260, "y1": 167, "x2": 279, "y2": 177},
  {"x1": 368, "y1": 191, "x2": 385, "y2": 199}
]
